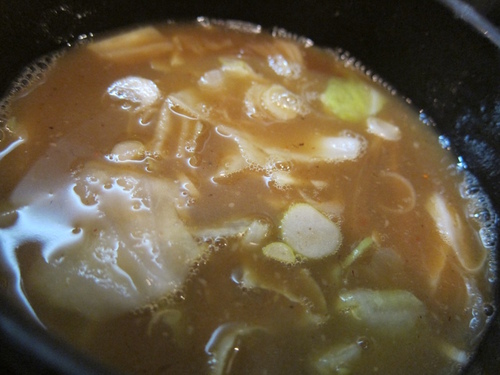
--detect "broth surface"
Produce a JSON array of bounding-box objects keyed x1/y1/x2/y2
[{"x1": 0, "y1": 21, "x2": 497, "y2": 375}]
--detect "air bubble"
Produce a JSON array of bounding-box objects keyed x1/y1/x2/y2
[
  {"x1": 479, "y1": 227, "x2": 497, "y2": 248},
  {"x1": 439, "y1": 135, "x2": 451, "y2": 150},
  {"x1": 274, "y1": 160, "x2": 292, "y2": 172},
  {"x1": 5, "y1": 52, "x2": 61, "y2": 99},
  {"x1": 206, "y1": 19, "x2": 262, "y2": 34},
  {"x1": 464, "y1": 185, "x2": 480, "y2": 197},
  {"x1": 483, "y1": 303, "x2": 495, "y2": 316},
  {"x1": 173, "y1": 290, "x2": 186, "y2": 302},
  {"x1": 357, "y1": 337, "x2": 370, "y2": 350},
  {"x1": 457, "y1": 155, "x2": 467, "y2": 170},
  {"x1": 419, "y1": 111, "x2": 435, "y2": 127},
  {"x1": 196, "y1": 16, "x2": 211, "y2": 27},
  {"x1": 472, "y1": 208, "x2": 492, "y2": 223},
  {"x1": 214, "y1": 236, "x2": 228, "y2": 250},
  {"x1": 459, "y1": 171, "x2": 498, "y2": 250},
  {"x1": 271, "y1": 27, "x2": 314, "y2": 47},
  {"x1": 345, "y1": 57, "x2": 356, "y2": 68}
]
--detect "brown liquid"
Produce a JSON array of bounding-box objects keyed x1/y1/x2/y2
[{"x1": 0, "y1": 21, "x2": 496, "y2": 375}]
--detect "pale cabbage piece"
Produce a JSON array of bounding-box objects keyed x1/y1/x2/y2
[
  {"x1": 311, "y1": 180, "x2": 328, "y2": 190},
  {"x1": 166, "y1": 90, "x2": 205, "y2": 120},
  {"x1": 267, "y1": 54, "x2": 302, "y2": 79},
  {"x1": 24, "y1": 161, "x2": 205, "y2": 320},
  {"x1": 170, "y1": 52, "x2": 185, "y2": 67},
  {"x1": 425, "y1": 193, "x2": 487, "y2": 272},
  {"x1": 245, "y1": 83, "x2": 309, "y2": 121},
  {"x1": 425, "y1": 243, "x2": 448, "y2": 293},
  {"x1": 281, "y1": 203, "x2": 342, "y2": 259},
  {"x1": 212, "y1": 126, "x2": 365, "y2": 191},
  {"x1": 108, "y1": 140, "x2": 146, "y2": 162},
  {"x1": 311, "y1": 343, "x2": 362, "y2": 375},
  {"x1": 152, "y1": 98, "x2": 174, "y2": 153},
  {"x1": 261, "y1": 84, "x2": 308, "y2": 120},
  {"x1": 150, "y1": 93, "x2": 209, "y2": 158},
  {"x1": 176, "y1": 172, "x2": 201, "y2": 200},
  {"x1": 150, "y1": 57, "x2": 174, "y2": 73},
  {"x1": 199, "y1": 58, "x2": 264, "y2": 89},
  {"x1": 219, "y1": 57, "x2": 260, "y2": 78},
  {"x1": 336, "y1": 289, "x2": 426, "y2": 333},
  {"x1": 198, "y1": 69, "x2": 225, "y2": 88},
  {"x1": 241, "y1": 219, "x2": 271, "y2": 247},
  {"x1": 107, "y1": 76, "x2": 161, "y2": 112},
  {"x1": 168, "y1": 34, "x2": 234, "y2": 56},
  {"x1": 268, "y1": 170, "x2": 300, "y2": 189},
  {"x1": 174, "y1": 173, "x2": 200, "y2": 221},
  {"x1": 175, "y1": 119, "x2": 206, "y2": 159},
  {"x1": 193, "y1": 218, "x2": 269, "y2": 247},
  {"x1": 315, "y1": 135, "x2": 365, "y2": 162},
  {"x1": 216, "y1": 125, "x2": 365, "y2": 180},
  {"x1": 366, "y1": 117, "x2": 401, "y2": 141},
  {"x1": 249, "y1": 38, "x2": 304, "y2": 66},
  {"x1": 88, "y1": 26, "x2": 173, "y2": 62},
  {"x1": 218, "y1": 125, "x2": 269, "y2": 169},
  {"x1": 212, "y1": 152, "x2": 249, "y2": 182}
]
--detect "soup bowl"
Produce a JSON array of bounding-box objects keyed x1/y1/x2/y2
[{"x1": 0, "y1": 0, "x2": 499, "y2": 374}]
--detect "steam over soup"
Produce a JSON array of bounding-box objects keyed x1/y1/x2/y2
[{"x1": 0, "y1": 20, "x2": 497, "y2": 375}]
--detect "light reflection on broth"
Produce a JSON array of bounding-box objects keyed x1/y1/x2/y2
[{"x1": 0, "y1": 20, "x2": 497, "y2": 375}]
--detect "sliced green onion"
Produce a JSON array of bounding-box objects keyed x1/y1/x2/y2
[
  {"x1": 341, "y1": 236, "x2": 374, "y2": 269},
  {"x1": 262, "y1": 242, "x2": 297, "y2": 264},
  {"x1": 320, "y1": 77, "x2": 384, "y2": 122},
  {"x1": 281, "y1": 203, "x2": 342, "y2": 259}
]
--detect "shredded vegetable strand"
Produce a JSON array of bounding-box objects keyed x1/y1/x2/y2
[
  {"x1": 377, "y1": 171, "x2": 416, "y2": 214},
  {"x1": 341, "y1": 236, "x2": 374, "y2": 269},
  {"x1": 152, "y1": 99, "x2": 174, "y2": 154},
  {"x1": 205, "y1": 323, "x2": 266, "y2": 375}
]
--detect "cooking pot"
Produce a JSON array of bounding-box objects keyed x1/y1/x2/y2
[{"x1": 0, "y1": 0, "x2": 499, "y2": 374}]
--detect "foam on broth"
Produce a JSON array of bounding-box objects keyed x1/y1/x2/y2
[{"x1": 0, "y1": 20, "x2": 497, "y2": 375}]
